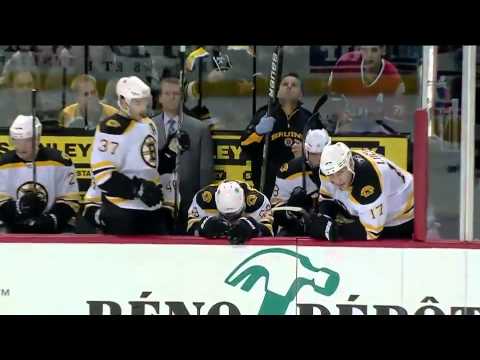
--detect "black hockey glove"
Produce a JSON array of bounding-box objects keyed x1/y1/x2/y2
[
  {"x1": 228, "y1": 217, "x2": 260, "y2": 245},
  {"x1": 132, "y1": 177, "x2": 163, "y2": 207},
  {"x1": 306, "y1": 213, "x2": 337, "y2": 241},
  {"x1": 166, "y1": 130, "x2": 191, "y2": 154},
  {"x1": 287, "y1": 186, "x2": 312, "y2": 209},
  {"x1": 16, "y1": 191, "x2": 47, "y2": 218},
  {"x1": 198, "y1": 216, "x2": 230, "y2": 238},
  {"x1": 12, "y1": 213, "x2": 58, "y2": 234}
]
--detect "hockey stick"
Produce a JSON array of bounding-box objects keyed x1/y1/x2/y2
[
  {"x1": 260, "y1": 46, "x2": 284, "y2": 193},
  {"x1": 301, "y1": 93, "x2": 329, "y2": 191},
  {"x1": 31, "y1": 89, "x2": 38, "y2": 190},
  {"x1": 252, "y1": 45, "x2": 257, "y2": 118},
  {"x1": 173, "y1": 45, "x2": 187, "y2": 222}
]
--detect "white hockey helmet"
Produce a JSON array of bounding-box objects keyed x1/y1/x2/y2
[
  {"x1": 9, "y1": 115, "x2": 42, "y2": 140},
  {"x1": 215, "y1": 181, "x2": 246, "y2": 219},
  {"x1": 304, "y1": 129, "x2": 331, "y2": 155},
  {"x1": 116, "y1": 76, "x2": 151, "y2": 111},
  {"x1": 320, "y1": 142, "x2": 354, "y2": 176}
]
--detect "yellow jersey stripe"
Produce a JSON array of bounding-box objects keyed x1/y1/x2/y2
[
  {"x1": 241, "y1": 132, "x2": 264, "y2": 146},
  {"x1": 91, "y1": 161, "x2": 115, "y2": 170}
]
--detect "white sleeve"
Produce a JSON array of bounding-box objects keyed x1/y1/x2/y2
[
  {"x1": 246, "y1": 194, "x2": 273, "y2": 236},
  {"x1": 187, "y1": 193, "x2": 211, "y2": 232},
  {"x1": 54, "y1": 162, "x2": 81, "y2": 214}
]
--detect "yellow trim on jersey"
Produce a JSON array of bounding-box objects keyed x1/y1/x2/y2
[
  {"x1": 320, "y1": 189, "x2": 334, "y2": 199},
  {"x1": 392, "y1": 190, "x2": 415, "y2": 221},
  {"x1": 0, "y1": 192, "x2": 11, "y2": 202},
  {"x1": 362, "y1": 222, "x2": 384, "y2": 232},
  {"x1": 241, "y1": 132, "x2": 264, "y2": 146},
  {"x1": 355, "y1": 150, "x2": 384, "y2": 191},
  {"x1": 91, "y1": 161, "x2": 115, "y2": 170},
  {"x1": 123, "y1": 119, "x2": 137, "y2": 135},
  {"x1": 57, "y1": 192, "x2": 81, "y2": 201},
  {"x1": 262, "y1": 223, "x2": 274, "y2": 236},
  {"x1": 286, "y1": 171, "x2": 312, "y2": 180},
  {"x1": 94, "y1": 171, "x2": 113, "y2": 184},
  {"x1": 0, "y1": 160, "x2": 65, "y2": 170},
  {"x1": 84, "y1": 196, "x2": 101, "y2": 203},
  {"x1": 105, "y1": 196, "x2": 127, "y2": 205}
]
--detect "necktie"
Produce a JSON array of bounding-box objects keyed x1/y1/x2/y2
[{"x1": 167, "y1": 118, "x2": 177, "y2": 136}]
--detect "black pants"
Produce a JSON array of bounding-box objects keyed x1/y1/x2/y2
[
  {"x1": 101, "y1": 200, "x2": 172, "y2": 235},
  {"x1": 379, "y1": 220, "x2": 414, "y2": 239}
]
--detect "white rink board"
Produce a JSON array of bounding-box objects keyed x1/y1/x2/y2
[{"x1": 1, "y1": 243, "x2": 480, "y2": 315}]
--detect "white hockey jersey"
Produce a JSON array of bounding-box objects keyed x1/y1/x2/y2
[
  {"x1": 90, "y1": 113, "x2": 161, "y2": 211},
  {"x1": 319, "y1": 149, "x2": 414, "y2": 240},
  {"x1": 0, "y1": 147, "x2": 81, "y2": 215}
]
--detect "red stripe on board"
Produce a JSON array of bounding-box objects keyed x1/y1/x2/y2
[
  {"x1": 413, "y1": 109, "x2": 429, "y2": 241},
  {"x1": 0, "y1": 235, "x2": 479, "y2": 249}
]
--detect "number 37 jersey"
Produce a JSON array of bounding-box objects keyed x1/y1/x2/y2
[
  {"x1": 319, "y1": 149, "x2": 414, "y2": 240},
  {"x1": 90, "y1": 113, "x2": 161, "y2": 211}
]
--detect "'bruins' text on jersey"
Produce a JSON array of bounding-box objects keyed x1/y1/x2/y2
[
  {"x1": 319, "y1": 149, "x2": 413, "y2": 240},
  {"x1": 187, "y1": 181, "x2": 273, "y2": 236}
]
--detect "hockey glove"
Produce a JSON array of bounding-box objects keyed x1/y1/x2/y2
[
  {"x1": 198, "y1": 216, "x2": 230, "y2": 238},
  {"x1": 228, "y1": 216, "x2": 259, "y2": 245},
  {"x1": 132, "y1": 177, "x2": 164, "y2": 207},
  {"x1": 306, "y1": 213, "x2": 337, "y2": 241},
  {"x1": 255, "y1": 115, "x2": 276, "y2": 134},
  {"x1": 12, "y1": 213, "x2": 58, "y2": 234},
  {"x1": 16, "y1": 191, "x2": 47, "y2": 218},
  {"x1": 166, "y1": 130, "x2": 191, "y2": 154},
  {"x1": 288, "y1": 186, "x2": 312, "y2": 209}
]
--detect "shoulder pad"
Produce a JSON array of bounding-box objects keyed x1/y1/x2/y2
[
  {"x1": 195, "y1": 184, "x2": 218, "y2": 210},
  {"x1": 350, "y1": 152, "x2": 382, "y2": 205},
  {"x1": 276, "y1": 157, "x2": 305, "y2": 179},
  {"x1": 244, "y1": 188, "x2": 266, "y2": 213},
  {"x1": 0, "y1": 150, "x2": 20, "y2": 167},
  {"x1": 37, "y1": 147, "x2": 73, "y2": 166},
  {"x1": 99, "y1": 113, "x2": 132, "y2": 135}
]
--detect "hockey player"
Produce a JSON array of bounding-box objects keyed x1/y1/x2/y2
[
  {"x1": 90, "y1": 76, "x2": 170, "y2": 235},
  {"x1": 187, "y1": 180, "x2": 273, "y2": 244},
  {"x1": 83, "y1": 133, "x2": 183, "y2": 233},
  {"x1": 271, "y1": 129, "x2": 331, "y2": 235},
  {"x1": 307, "y1": 142, "x2": 414, "y2": 241},
  {"x1": 240, "y1": 73, "x2": 324, "y2": 198},
  {"x1": 0, "y1": 115, "x2": 80, "y2": 233}
]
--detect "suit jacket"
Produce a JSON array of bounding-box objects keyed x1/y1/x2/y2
[{"x1": 152, "y1": 112, "x2": 215, "y2": 216}]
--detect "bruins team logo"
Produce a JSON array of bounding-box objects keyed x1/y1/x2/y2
[
  {"x1": 246, "y1": 194, "x2": 258, "y2": 207},
  {"x1": 284, "y1": 138, "x2": 293, "y2": 147},
  {"x1": 141, "y1": 135, "x2": 157, "y2": 168},
  {"x1": 280, "y1": 163, "x2": 288, "y2": 172},
  {"x1": 202, "y1": 191, "x2": 212, "y2": 203},
  {"x1": 360, "y1": 185, "x2": 375, "y2": 198},
  {"x1": 106, "y1": 119, "x2": 121, "y2": 128},
  {"x1": 16, "y1": 181, "x2": 48, "y2": 209}
]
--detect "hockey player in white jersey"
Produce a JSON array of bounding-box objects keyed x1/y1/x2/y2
[
  {"x1": 307, "y1": 142, "x2": 414, "y2": 240},
  {"x1": 271, "y1": 129, "x2": 331, "y2": 235},
  {"x1": 187, "y1": 180, "x2": 273, "y2": 244},
  {"x1": 0, "y1": 115, "x2": 80, "y2": 233},
  {"x1": 90, "y1": 76, "x2": 171, "y2": 235}
]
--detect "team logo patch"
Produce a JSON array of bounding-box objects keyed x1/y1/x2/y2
[
  {"x1": 106, "y1": 119, "x2": 121, "y2": 128},
  {"x1": 16, "y1": 181, "x2": 49, "y2": 210},
  {"x1": 280, "y1": 163, "x2": 288, "y2": 172},
  {"x1": 246, "y1": 194, "x2": 258, "y2": 207},
  {"x1": 360, "y1": 185, "x2": 375, "y2": 198},
  {"x1": 141, "y1": 135, "x2": 157, "y2": 168},
  {"x1": 202, "y1": 191, "x2": 212, "y2": 203},
  {"x1": 284, "y1": 138, "x2": 293, "y2": 147}
]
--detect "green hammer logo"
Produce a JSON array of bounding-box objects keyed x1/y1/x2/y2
[{"x1": 225, "y1": 248, "x2": 340, "y2": 315}]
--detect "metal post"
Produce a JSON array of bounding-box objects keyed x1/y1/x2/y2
[
  {"x1": 460, "y1": 46, "x2": 476, "y2": 241},
  {"x1": 421, "y1": 46, "x2": 437, "y2": 137}
]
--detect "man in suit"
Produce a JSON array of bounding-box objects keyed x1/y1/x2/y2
[{"x1": 152, "y1": 77, "x2": 214, "y2": 233}]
